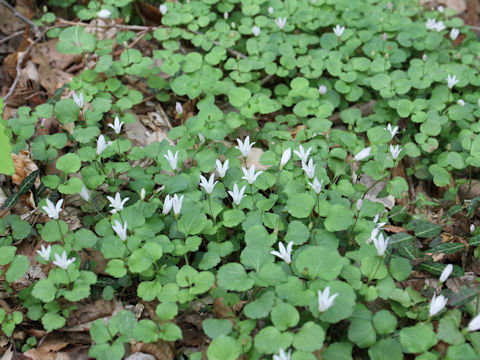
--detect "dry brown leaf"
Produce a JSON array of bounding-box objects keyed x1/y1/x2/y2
[
  {"x1": 22, "y1": 348, "x2": 55, "y2": 360},
  {"x1": 0, "y1": 5, "x2": 25, "y2": 34},
  {"x1": 383, "y1": 225, "x2": 405, "y2": 233},
  {"x1": 66, "y1": 299, "x2": 114, "y2": 327},
  {"x1": 30, "y1": 46, "x2": 57, "y2": 94},
  {"x1": 130, "y1": 341, "x2": 174, "y2": 360},
  {"x1": 11, "y1": 150, "x2": 39, "y2": 186},
  {"x1": 35, "y1": 40, "x2": 81, "y2": 71}
]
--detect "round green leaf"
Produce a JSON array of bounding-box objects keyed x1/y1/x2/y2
[
  {"x1": 207, "y1": 335, "x2": 241, "y2": 360},
  {"x1": 217, "y1": 263, "x2": 253, "y2": 291},
  {"x1": 295, "y1": 246, "x2": 343, "y2": 280},
  {"x1": 399, "y1": 324, "x2": 437, "y2": 354},
  {"x1": 271, "y1": 302, "x2": 299, "y2": 331},
  {"x1": 292, "y1": 321, "x2": 325, "y2": 352},
  {"x1": 286, "y1": 194, "x2": 315, "y2": 218},
  {"x1": 56, "y1": 153, "x2": 81, "y2": 174}
]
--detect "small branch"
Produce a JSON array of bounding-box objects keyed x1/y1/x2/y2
[
  {"x1": 0, "y1": 0, "x2": 40, "y2": 36},
  {"x1": 0, "y1": 30, "x2": 24, "y2": 45},
  {"x1": 58, "y1": 18, "x2": 153, "y2": 31}
]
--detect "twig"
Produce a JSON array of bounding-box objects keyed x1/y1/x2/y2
[
  {"x1": 128, "y1": 28, "x2": 151, "y2": 48},
  {"x1": 0, "y1": 0, "x2": 40, "y2": 36},
  {"x1": 0, "y1": 30, "x2": 24, "y2": 44},
  {"x1": 58, "y1": 18, "x2": 153, "y2": 31}
]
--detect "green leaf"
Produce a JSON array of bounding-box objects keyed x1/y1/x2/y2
[
  {"x1": 207, "y1": 335, "x2": 241, "y2": 360},
  {"x1": 293, "y1": 321, "x2": 325, "y2": 352},
  {"x1": 202, "y1": 319, "x2": 232, "y2": 339},
  {"x1": 91, "y1": 319, "x2": 112, "y2": 343},
  {"x1": 271, "y1": 302, "x2": 299, "y2": 331},
  {"x1": 56, "y1": 26, "x2": 96, "y2": 54},
  {"x1": 222, "y1": 209, "x2": 245, "y2": 227},
  {"x1": 40, "y1": 220, "x2": 68, "y2": 242},
  {"x1": 0, "y1": 246, "x2": 16, "y2": 265},
  {"x1": 414, "y1": 221, "x2": 442, "y2": 238},
  {"x1": 217, "y1": 263, "x2": 253, "y2": 292},
  {"x1": 286, "y1": 194, "x2": 315, "y2": 218},
  {"x1": 132, "y1": 319, "x2": 158, "y2": 343},
  {"x1": 6, "y1": 255, "x2": 29, "y2": 282},
  {"x1": 55, "y1": 99, "x2": 78, "y2": 124},
  {"x1": 322, "y1": 342, "x2": 353, "y2": 360},
  {"x1": 387, "y1": 177, "x2": 408, "y2": 198},
  {"x1": 348, "y1": 319, "x2": 376, "y2": 348},
  {"x1": 254, "y1": 326, "x2": 293, "y2": 355},
  {"x1": 445, "y1": 343, "x2": 477, "y2": 360},
  {"x1": 368, "y1": 339, "x2": 403, "y2": 360},
  {"x1": 0, "y1": 104, "x2": 14, "y2": 175},
  {"x1": 399, "y1": 324, "x2": 437, "y2": 354},
  {"x1": 128, "y1": 248, "x2": 153, "y2": 273},
  {"x1": 284, "y1": 220, "x2": 310, "y2": 245},
  {"x1": 228, "y1": 87, "x2": 251, "y2": 108},
  {"x1": 244, "y1": 290, "x2": 275, "y2": 319},
  {"x1": 42, "y1": 312, "x2": 66, "y2": 332},
  {"x1": 295, "y1": 245, "x2": 344, "y2": 280},
  {"x1": 429, "y1": 164, "x2": 450, "y2": 187},
  {"x1": 56, "y1": 153, "x2": 81, "y2": 174},
  {"x1": 396, "y1": 99, "x2": 413, "y2": 117},
  {"x1": 372, "y1": 310, "x2": 397, "y2": 335},
  {"x1": 324, "y1": 205, "x2": 355, "y2": 231},
  {"x1": 177, "y1": 210, "x2": 206, "y2": 235},
  {"x1": 389, "y1": 257, "x2": 412, "y2": 281}
]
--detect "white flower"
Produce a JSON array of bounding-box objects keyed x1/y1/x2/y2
[
  {"x1": 236, "y1": 136, "x2": 255, "y2": 157},
  {"x1": 302, "y1": 158, "x2": 316, "y2": 179},
  {"x1": 97, "y1": 9, "x2": 111, "y2": 18},
  {"x1": 42, "y1": 198, "x2": 63, "y2": 219},
  {"x1": 228, "y1": 183, "x2": 247, "y2": 205},
  {"x1": 106, "y1": 192, "x2": 129, "y2": 214},
  {"x1": 40, "y1": 118, "x2": 46, "y2": 128},
  {"x1": 478, "y1": 98, "x2": 480, "y2": 107},
  {"x1": 140, "y1": 188, "x2": 146, "y2": 201},
  {"x1": 164, "y1": 150, "x2": 179, "y2": 171},
  {"x1": 171, "y1": 194, "x2": 184, "y2": 215},
  {"x1": 356, "y1": 199, "x2": 363, "y2": 211},
  {"x1": 72, "y1": 91, "x2": 84, "y2": 108},
  {"x1": 308, "y1": 178, "x2": 324, "y2": 194},
  {"x1": 457, "y1": 99, "x2": 465, "y2": 106},
  {"x1": 112, "y1": 220, "x2": 127, "y2": 241},
  {"x1": 223, "y1": 12, "x2": 228, "y2": 19},
  {"x1": 318, "y1": 286, "x2": 339, "y2": 312},
  {"x1": 422, "y1": 54, "x2": 428, "y2": 62},
  {"x1": 318, "y1": 85, "x2": 327, "y2": 95},
  {"x1": 268, "y1": 6, "x2": 274, "y2": 14},
  {"x1": 36, "y1": 244, "x2": 51, "y2": 261},
  {"x1": 468, "y1": 314, "x2": 480, "y2": 332},
  {"x1": 231, "y1": 22, "x2": 235, "y2": 29},
  {"x1": 367, "y1": 227, "x2": 379, "y2": 244},
  {"x1": 108, "y1": 117, "x2": 124, "y2": 135},
  {"x1": 252, "y1": 26, "x2": 261, "y2": 36},
  {"x1": 384, "y1": 123, "x2": 399, "y2": 139},
  {"x1": 426, "y1": 19, "x2": 437, "y2": 30},
  {"x1": 273, "y1": 348, "x2": 291, "y2": 360},
  {"x1": 471, "y1": 224, "x2": 476, "y2": 233},
  {"x1": 275, "y1": 17, "x2": 287, "y2": 29},
  {"x1": 373, "y1": 232, "x2": 389, "y2": 256},
  {"x1": 440, "y1": 264, "x2": 453, "y2": 283},
  {"x1": 280, "y1": 148, "x2": 291, "y2": 167},
  {"x1": 354, "y1": 147, "x2": 371, "y2": 161},
  {"x1": 198, "y1": 133, "x2": 205, "y2": 143},
  {"x1": 389, "y1": 144, "x2": 401, "y2": 160},
  {"x1": 438, "y1": 5, "x2": 444, "y2": 13},
  {"x1": 382, "y1": 32, "x2": 387, "y2": 41},
  {"x1": 79, "y1": 185, "x2": 91, "y2": 202},
  {"x1": 163, "y1": 194, "x2": 173, "y2": 215},
  {"x1": 53, "y1": 251, "x2": 76, "y2": 270},
  {"x1": 159, "y1": 4, "x2": 167, "y2": 14},
  {"x1": 96, "y1": 135, "x2": 112, "y2": 156},
  {"x1": 270, "y1": 242, "x2": 294, "y2": 264},
  {"x1": 176, "y1": 102, "x2": 183, "y2": 114},
  {"x1": 446, "y1": 74, "x2": 459, "y2": 89},
  {"x1": 429, "y1": 293, "x2": 448, "y2": 317},
  {"x1": 333, "y1": 25, "x2": 345, "y2": 37},
  {"x1": 241, "y1": 165, "x2": 263, "y2": 184},
  {"x1": 450, "y1": 28, "x2": 459, "y2": 41},
  {"x1": 293, "y1": 145, "x2": 312, "y2": 164},
  {"x1": 435, "y1": 21, "x2": 446, "y2": 32},
  {"x1": 199, "y1": 173, "x2": 218, "y2": 194},
  {"x1": 215, "y1": 159, "x2": 229, "y2": 178}
]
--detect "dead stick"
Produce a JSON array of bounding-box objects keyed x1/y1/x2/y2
[{"x1": 0, "y1": 0, "x2": 40, "y2": 36}]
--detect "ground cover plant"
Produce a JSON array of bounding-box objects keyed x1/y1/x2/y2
[{"x1": 2, "y1": 0, "x2": 480, "y2": 358}]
